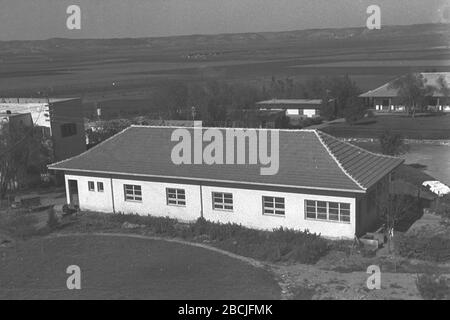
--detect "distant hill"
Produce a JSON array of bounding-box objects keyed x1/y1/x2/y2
[{"x1": 0, "y1": 23, "x2": 448, "y2": 56}]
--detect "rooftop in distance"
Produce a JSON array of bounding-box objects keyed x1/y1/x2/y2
[
  {"x1": 360, "y1": 72, "x2": 450, "y2": 98},
  {"x1": 256, "y1": 99, "x2": 325, "y2": 106}
]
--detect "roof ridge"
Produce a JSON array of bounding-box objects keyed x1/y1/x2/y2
[
  {"x1": 314, "y1": 131, "x2": 366, "y2": 191},
  {"x1": 130, "y1": 125, "x2": 318, "y2": 132},
  {"x1": 48, "y1": 125, "x2": 133, "y2": 168}
]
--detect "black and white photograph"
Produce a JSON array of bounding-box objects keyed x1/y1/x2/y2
[{"x1": 0, "y1": 0, "x2": 450, "y2": 306}]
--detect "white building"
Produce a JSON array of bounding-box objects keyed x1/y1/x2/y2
[
  {"x1": 49, "y1": 126, "x2": 403, "y2": 239},
  {"x1": 359, "y1": 72, "x2": 450, "y2": 113},
  {"x1": 0, "y1": 97, "x2": 85, "y2": 162},
  {"x1": 256, "y1": 99, "x2": 334, "y2": 119}
]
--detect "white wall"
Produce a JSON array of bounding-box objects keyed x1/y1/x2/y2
[
  {"x1": 201, "y1": 185, "x2": 355, "y2": 239},
  {"x1": 302, "y1": 109, "x2": 317, "y2": 118},
  {"x1": 0, "y1": 103, "x2": 50, "y2": 128},
  {"x1": 65, "y1": 174, "x2": 114, "y2": 213},
  {"x1": 111, "y1": 178, "x2": 201, "y2": 222},
  {"x1": 65, "y1": 174, "x2": 356, "y2": 239}
]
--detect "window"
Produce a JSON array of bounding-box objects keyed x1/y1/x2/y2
[
  {"x1": 60, "y1": 123, "x2": 77, "y2": 137},
  {"x1": 97, "y1": 182, "x2": 104, "y2": 192},
  {"x1": 88, "y1": 181, "x2": 95, "y2": 191},
  {"x1": 262, "y1": 196, "x2": 285, "y2": 216},
  {"x1": 305, "y1": 200, "x2": 350, "y2": 223},
  {"x1": 212, "y1": 192, "x2": 233, "y2": 211},
  {"x1": 166, "y1": 188, "x2": 186, "y2": 206},
  {"x1": 124, "y1": 184, "x2": 142, "y2": 202}
]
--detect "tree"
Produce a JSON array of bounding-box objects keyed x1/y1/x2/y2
[
  {"x1": 379, "y1": 130, "x2": 406, "y2": 156},
  {"x1": 343, "y1": 97, "x2": 367, "y2": 124},
  {"x1": 86, "y1": 119, "x2": 131, "y2": 146},
  {"x1": 0, "y1": 122, "x2": 49, "y2": 199},
  {"x1": 377, "y1": 192, "x2": 418, "y2": 254},
  {"x1": 388, "y1": 73, "x2": 435, "y2": 117},
  {"x1": 325, "y1": 75, "x2": 362, "y2": 118},
  {"x1": 436, "y1": 75, "x2": 450, "y2": 110}
]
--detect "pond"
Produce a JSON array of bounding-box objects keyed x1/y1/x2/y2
[{"x1": 401, "y1": 143, "x2": 450, "y2": 185}]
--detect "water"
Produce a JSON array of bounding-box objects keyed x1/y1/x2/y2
[{"x1": 401, "y1": 143, "x2": 450, "y2": 186}]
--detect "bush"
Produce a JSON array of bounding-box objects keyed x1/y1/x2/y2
[
  {"x1": 185, "y1": 219, "x2": 329, "y2": 264},
  {"x1": 433, "y1": 195, "x2": 450, "y2": 219},
  {"x1": 379, "y1": 130, "x2": 406, "y2": 155},
  {"x1": 416, "y1": 273, "x2": 449, "y2": 300},
  {"x1": 110, "y1": 213, "x2": 178, "y2": 235},
  {"x1": 291, "y1": 285, "x2": 316, "y2": 300},
  {"x1": 398, "y1": 235, "x2": 450, "y2": 262},
  {"x1": 47, "y1": 208, "x2": 59, "y2": 230}
]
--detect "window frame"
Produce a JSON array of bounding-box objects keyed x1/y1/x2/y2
[
  {"x1": 305, "y1": 200, "x2": 351, "y2": 223},
  {"x1": 97, "y1": 182, "x2": 104, "y2": 193},
  {"x1": 124, "y1": 184, "x2": 142, "y2": 202},
  {"x1": 262, "y1": 196, "x2": 285, "y2": 217},
  {"x1": 212, "y1": 192, "x2": 234, "y2": 212},
  {"x1": 60, "y1": 123, "x2": 77, "y2": 138},
  {"x1": 166, "y1": 188, "x2": 186, "y2": 207},
  {"x1": 88, "y1": 181, "x2": 95, "y2": 192}
]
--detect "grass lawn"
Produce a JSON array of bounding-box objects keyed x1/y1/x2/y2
[
  {"x1": 322, "y1": 114, "x2": 450, "y2": 139},
  {"x1": 0, "y1": 235, "x2": 281, "y2": 300}
]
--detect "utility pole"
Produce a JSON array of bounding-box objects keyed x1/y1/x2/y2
[{"x1": 191, "y1": 106, "x2": 196, "y2": 121}]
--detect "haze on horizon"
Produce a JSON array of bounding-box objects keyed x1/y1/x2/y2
[{"x1": 0, "y1": 0, "x2": 448, "y2": 41}]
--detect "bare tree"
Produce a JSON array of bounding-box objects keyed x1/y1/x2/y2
[
  {"x1": 377, "y1": 192, "x2": 417, "y2": 254},
  {"x1": 0, "y1": 123, "x2": 48, "y2": 199}
]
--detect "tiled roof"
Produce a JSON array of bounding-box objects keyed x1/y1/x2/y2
[
  {"x1": 49, "y1": 126, "x2": 403, "y2": 193},
  {"x1": 359, "y1": 72, "x2": 450, "y2": 98},
  {"x1": 316, "y1": 131, "x2": 404, "y2": 189}
]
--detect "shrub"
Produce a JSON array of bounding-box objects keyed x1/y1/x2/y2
[
  {"x1": 291, "y1": 285, "x2": 316, "y2": 300},
  {"x1": 433, "y1": 195, "x2": 450, "y2": 219},
  {"x1": 186, "y1": 219, "x2": 329, "y2": 264},
  {"x1": 398, "y1": 235, "x2": 450, "y2": 262},
  {"x1": 416, "y1": 273, "x2": 449, "y2": 300},
  {"x1": 47, "y1": 208, "x2": 59, "y2": 230},
  {"x1": 379, "y1": 130, "x2": 406, "y2": 155}
]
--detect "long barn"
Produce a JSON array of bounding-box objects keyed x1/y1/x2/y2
[{"x1": 48, "y1": 126, "x2": 403, "y2": 239}]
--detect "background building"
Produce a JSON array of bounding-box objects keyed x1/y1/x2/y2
[
  {"x1": 0, "y1": 97, "x2": 86, "y2": 162},
  {"x1": 360, "y1": 72, "x2": 450, "y2": 113}
]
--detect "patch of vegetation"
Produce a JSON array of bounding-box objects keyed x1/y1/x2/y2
[
  {"x1": 379, "y1": 130, "x2": 407, "y2": 155},
  {"x1": 72, "y1": 213, "x2": 331, "y2": 264},
  {"x1": 0, "y1": 210, "x2": 39, "y2": 239},
  {"x1": 291, "y1": 285, "x2": 317, "y2": 300},
  {"x1": 432, "y1": 195, "x2": 450, "y2": 219},
  {"x1": 46, "y1": 208, "x2": 59, "y2": 230},
  {"x1": 398, "y1": 235, "x2": 450, "y2": 262},
  {"x1": 416, "y1": 273, "x2": 450, "y2": 300}
]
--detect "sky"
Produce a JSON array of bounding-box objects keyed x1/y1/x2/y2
[{"x1": 0, "y1": 0, "x2": 448, "y2": 41}]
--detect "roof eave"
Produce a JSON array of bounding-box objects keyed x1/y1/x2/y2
[{"x1": 48, "y1": 166, "x2": 367, "y2": 194}]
